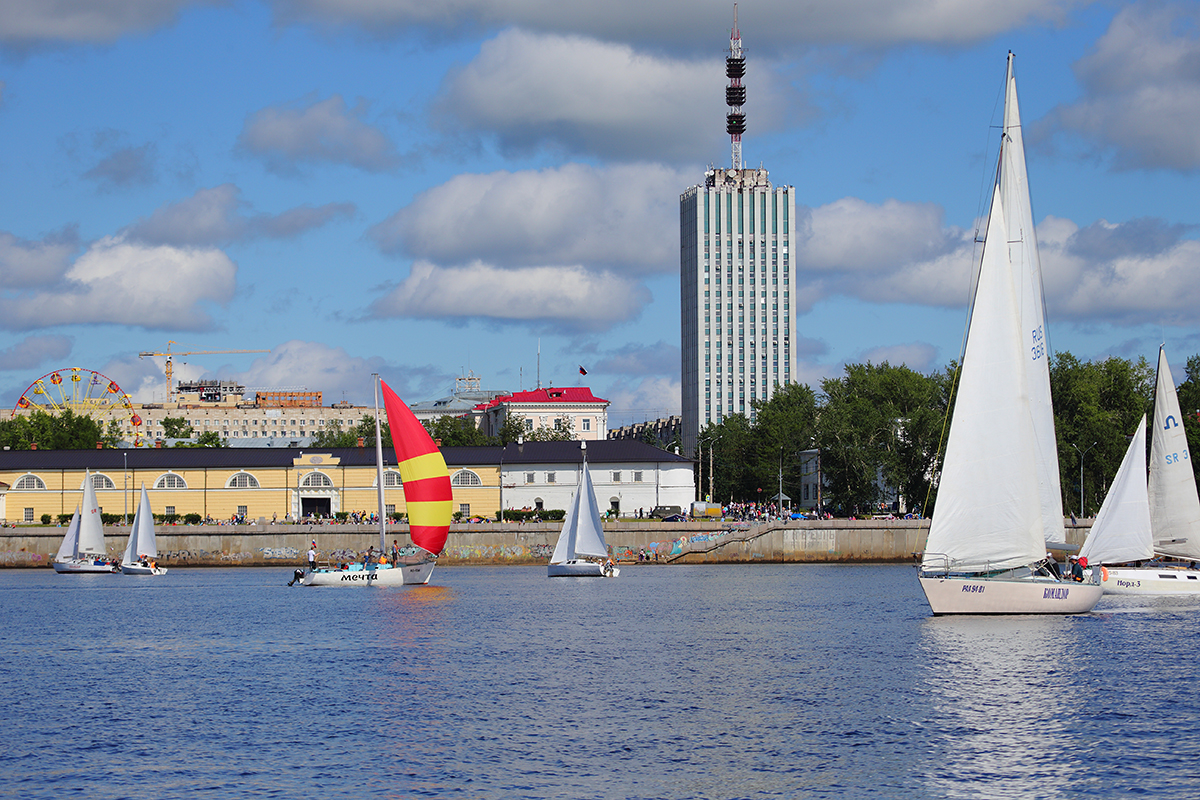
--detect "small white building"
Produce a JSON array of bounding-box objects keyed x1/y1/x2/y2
[
  {"x1": 492, "y1": 440, "x2": 691, "y2": 517},
  {"x1": 475, "y1": 387, "x2": 609, "y2": 441}
]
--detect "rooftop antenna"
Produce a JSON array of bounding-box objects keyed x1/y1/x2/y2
[{"x1": 726, "y1": 4, "x2": 746, "y2": 171}]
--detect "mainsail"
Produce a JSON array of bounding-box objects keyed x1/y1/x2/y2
[
  {"x1": 380, "y1": 379, "x2": 452, "y2": 556},
  {"x1": 1079, "y1": 417, "x2": 1153, "y2": 565},
  {"x1": 123, "y1": 484, "x2": 158, "y2": 564},
  {"x1": 77, "y1": 471, "x2": 106, "y2": 557},
  {"x1": 550, "y1": 461, "x2": 609, "y2": 563},
  {"x1": 998, "y1": 52, "x2": 1065, "y2": 545},
  {"x1": 1149, "y1": 346, "x2": 1200, "y2": 560},
  {"x1": 922, "y1": 184, "x2": 1045, "y2": 573}
]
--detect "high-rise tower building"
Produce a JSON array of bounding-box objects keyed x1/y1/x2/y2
[{"x1": 680, "y1": 6, "x2": 796, "y2": 461}]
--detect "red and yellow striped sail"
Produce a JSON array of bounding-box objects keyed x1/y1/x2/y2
[{"x1": 380, "y1": 379, "x2": 451, "y2": 555}]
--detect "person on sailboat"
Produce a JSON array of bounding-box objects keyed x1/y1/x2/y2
[
  {"x1": 1069, "y1": 556, "x2": 1084, "y2": 582},
  {"x1": 1045, "y1": 552, "x2": 1062, "y2": 580},
  {"x1": 307, "y1": 545, "x2": 317, "y2": 572}
]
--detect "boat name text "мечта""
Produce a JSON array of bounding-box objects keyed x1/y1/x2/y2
[
  {"x1": 340, "y1": 572, "x2": 378, "y2": 582},
  {"x1": 1043, "y1": 587, "x2": 1070, "y2": 599},
  {"x1": 960, "y1": 584, "x2": 985, "y2": 593}
]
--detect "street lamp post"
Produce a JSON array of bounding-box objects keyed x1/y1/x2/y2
[{"x1": 1072, "y1": 441, "x2": 1097, "y2": 517}]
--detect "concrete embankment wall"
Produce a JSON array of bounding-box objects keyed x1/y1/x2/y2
[{"x1": 0, "y1": 518, "x2": 1094, "y2": 568}]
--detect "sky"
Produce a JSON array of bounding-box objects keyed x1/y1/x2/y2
[{"x1": 1, "y1": 0, "x2": 1198, "y2": 428}]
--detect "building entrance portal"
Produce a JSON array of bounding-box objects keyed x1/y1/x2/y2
[{"x1": 301, "y1": 497, "x2": 331, "y2": 518}]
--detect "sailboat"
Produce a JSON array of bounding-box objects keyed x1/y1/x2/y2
[
  {"x1": 1082, "y1": 348, "x2": 1200, "y2": 594},
  {"x1": 548, "y1": 441, "x2": 618, "y2": 578},
  {"x1": 121, "y1": 484, "x2": 167, "y2": 575},
  {"x1": 53, "y1": 471, "x2": 118, "y2": 574},
  {"x1": 917, "y1": 53, "x2": 1102, "y2": 614},
  {"x1": 301, "y1": 375, "x2": 449, "y2": 586}
]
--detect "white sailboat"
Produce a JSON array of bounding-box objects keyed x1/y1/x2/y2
[
  {"x1": 548, "y1": 441, "x2": 618, "y2": 578},
  {"x1": 300, "y1": 375, "x2": 442, "y2": 586},
  {"x1": 53, "y1": 471, "x2": 118, "y2": 574},
  {"x1": 1083, "y1": 348, "x2": 1200, "y2": 594},
  {"x1": 918, "y1": 53, "x2": 1101, "y2": 614},
  {"x1": 121, "y1": 484, "x2": 167, "y2": 575}
]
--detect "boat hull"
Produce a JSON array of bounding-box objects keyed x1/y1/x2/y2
[
  {"x1": 919, "y1": 576, "x2": 1102, "y2": 614},
  {"x1": 300, "y1": 561, "x2": 435, "y2": 586},
  {"x1": 121, "y1": 563, "x2": 168, "y2": 576},
  {"x1": 53, "y1": 559, "x2": 118, "y2": 574},
  {"x1": 1100, "y1": 566, "x2": 1200, "y2": 595},
  {"x1": 548, "y1": 560, "x2": 619, "y2": 578}
]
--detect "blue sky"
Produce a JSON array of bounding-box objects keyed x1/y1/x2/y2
[{"x1": 1, "y1": 1, "x2": 1198, "y2": 427}]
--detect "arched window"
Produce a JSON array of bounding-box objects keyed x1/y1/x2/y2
[
  {"x1": 380, "y1": 470, "x2": 403, "y2": 487},
  {"x1": 226, "y1": 472, "x2": 260, "y2": 489},
  {"x1": 15, "y1": 474, "x2": 45, "y2": 490},
  {"x1": 89, "y1": 474, "x2": 115, "y2": 489},
  {"x1": 302, "y1": 471, "x2": 333, "y2": 488},
  {"x1": 155, "y1": 473, "x2": 187, "y2": 490},
  {"x1": 450, "y1": 469, "x2": 482, "y2": 487}
]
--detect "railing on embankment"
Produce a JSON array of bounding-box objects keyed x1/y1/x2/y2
[{"x1": 0, "y1": 518, "x2": 1093, "y2": 568}]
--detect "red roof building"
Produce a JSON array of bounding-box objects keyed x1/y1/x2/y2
[{"x1": 475, "y1": 387, "x2": 609, "y2": 441}]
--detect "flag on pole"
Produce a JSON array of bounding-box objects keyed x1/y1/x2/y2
[{"x1": 578, "y1": 365, "x2": 587, "y2": 375}]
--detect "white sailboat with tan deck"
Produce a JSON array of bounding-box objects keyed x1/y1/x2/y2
[
  {"x1": 300, "y1": 375, "x2": 446, "y2": 586},
  {"x1": 1081, "y1": 347, "x2": 1200, "y2": 594},
  {"x1": 121, "y1": 484, "x2": 167, "y2": 575},
  {"x1": 918, "y1": 53, "x2": 1101, "y2": 614},
  {"x1": 548, "y1": 441, "x2": 618, "y2": 578},
  {"x1": 53, "y1": 471, "x2": 118, "y2": 574}
]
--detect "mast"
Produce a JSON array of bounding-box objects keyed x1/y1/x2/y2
[
  {"x1": 374, "y1": 374, "x2": 387, "y2": 553},
  {"x1": 726, "y1": 4, "x2": 746, "y2": 171}
]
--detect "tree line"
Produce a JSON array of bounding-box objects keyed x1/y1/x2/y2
[
  {"x1": 4, "y1": 351, "x2": 1195, "y2": 519},
  {"x1": 699, "y1": 352, "x2": 1193, "y2": 518}
]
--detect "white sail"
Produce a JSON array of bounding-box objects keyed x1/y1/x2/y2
[
  {"x1": 123, "y1": 484, "x2": 158, "y2": 563},
  {"x1": 998, "y1": 52, "x2": 1065, "y2": 545},
  {"x1": 550, "y1": 463, "x2": 609, "y2": 563},
  {"x1": 1079, "y1": 417, "x2": 1153, "y2": 565},
  {"x1": 923, "y1": 184, "x2": 1045, "y2": 573},
  {"x1": 1148, "y1": 346, "x2": 1200, "y2": 560},
  {"x1": 77, "y1": 471, "x2": 106, "y2": 556},
  {"x1": 55, "y1": 507, "x2": 82, "y2": 561}
]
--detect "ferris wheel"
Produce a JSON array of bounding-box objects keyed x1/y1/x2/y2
[{"x1": 13, "y1": 367, "x2": 145, "y2": 446}]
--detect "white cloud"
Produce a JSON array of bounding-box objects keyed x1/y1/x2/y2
[
  {"x1": 272, "y1": 0, "x2": 1080, "y2": 51},
  {"x1": 592, "y1": 341, "x2": 680, "y2": 377},
  {"x1": 368, "y1": 260, "x2": 651, "y2": 331},
  {"x1": 0, "y1": 334, "x2": 73, "y2": 370},
  {"x1": 0, "y1": 0, "x2": 213, "y2": 47},
  {"x1": 857, "y1": 342, "x2": 940, "y2": 372},
  {"x1": 124, "y1": 184, "x2": 356, "y2": 246},
  {"x1": 1039, "y1": 216, "x2": 1200, "y2": 325},
  {"x1": 436, "y1": 29, "x2": 798, "y2": 161},
  {"x1": 1043, "y1": 3, "x2": 1200, "y2": 170},
  {"x1": 237, "y1": 94, "x2": 399, "y2": 174},
  {"x1": 0, "y1": 236, "x2": 236, "y2": 331},
  {"x1": 0, "y1": 227, "x2": 79, "y2": 288},
  {"x1": 370, "y1": 162, "x2": 690, "y2": 274}
]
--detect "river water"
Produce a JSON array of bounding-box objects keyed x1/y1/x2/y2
[{"x1": 1, "y1": 564, "x2": 1197, "y2": 799}]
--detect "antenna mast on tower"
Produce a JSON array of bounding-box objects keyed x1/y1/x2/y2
[{"x1": 726, "y1": 4, "x2": 746, "y2": 171}]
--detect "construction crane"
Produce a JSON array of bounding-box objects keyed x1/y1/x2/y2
[{"x1": 138, "y1": 341, "x2": 270, "y2": 402}]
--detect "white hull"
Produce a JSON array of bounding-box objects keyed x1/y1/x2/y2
[
  {"x1": 548, "y1": 560, "x2": 619, "y2": 578},
  {"x1": 919, "y1": 576, "x2": 1102, "y2": 615},
  {"x1": 53, "y1": 559, "x2": 118, "y2": 574},
  {"x1": 300, "y1": 561, "x2": 435, "y2": 586},
  {"x1": 121, "y1": 563, "x2": 168, "y2": 576},
  {"x1": 1101, "y1": 566, "x2": 1200, "y2": 595}
]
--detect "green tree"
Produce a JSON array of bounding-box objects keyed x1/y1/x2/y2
[
  {"x1": 0, "y1": 409, "x2": 107, "y2": 450},
  {"x1": 817, "y1": 362, "x2": 949, "y2": 516},
  {"x1": 423, "y1": 415, "x2": 492, "y2": 447},
  {"x1": 161, "y1": 416, "x2": 194, "y2": 439},
  {"x1": 750, "y1": 382, "x2": 818, "y2": 506},
  {"x1": 525, "y1": 417, "x2": 575, "y2": 442},
  {"x1": 173, "y1": 430, "x2": 229, "y2": 448},
  {"x1": 496, "y1": 416, "x2": 527, "y2": 445},
  {"x1": 1173, "y1": 354, "x2": 1200, "y2": 484},
  {"x1": 103, "y1": 419, "x2": 123, "y2": 448},
  {"x1": 1050, "y1": 352, "x2": 1152, "y2": 516},
  {"x1": 309, "y1": 415, "x2": 381, "y2": 448}
]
